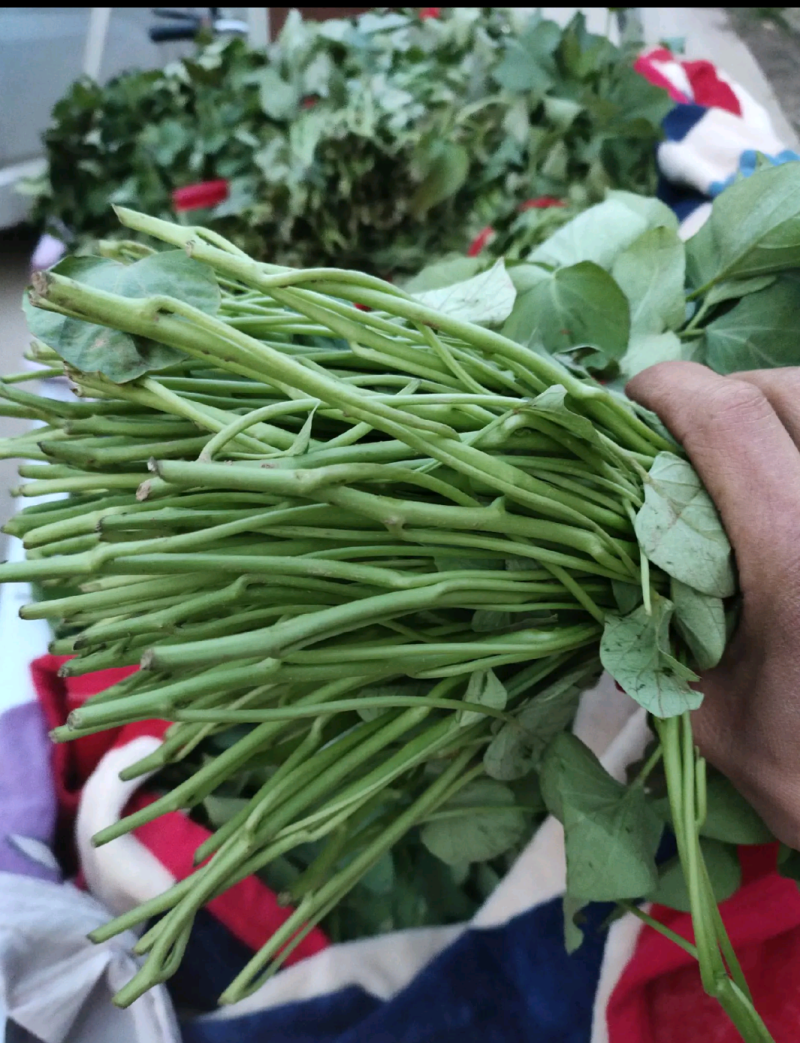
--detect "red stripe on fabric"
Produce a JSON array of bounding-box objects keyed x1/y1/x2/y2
[
  {"x1": 32, "y1": 655, "x2": 327, "y2": 962},
  {"x1": 112, "y1": 718, "x2": 170, "y2": 746},
  {"x1": 607, "y1": 844, "x2": 800, "y2": 1042},
  {"x1": 646, "y1": 48, "x2": 675, "y2": 64},
  {"x1": 31, "y1": 655, "x2": 138, "y2": 817},
  {"x1": 467, "y1": 226, "x2": 495, "y2": 257},
  {"x1": 681, "y1": 59, "x2": 742, "y2": 116},
  {"x1": 634, "y1": 53, "x2": 691, "y2": 105},
  {"x1": 518, "y1": 197, "x2": 564, "y2": 211},
  {"x1": 172, "y1": 180, "x2": 229, "y2": 212},
  {"x1": 126, "y1": 790, "x2": 328, "y2": 962}
]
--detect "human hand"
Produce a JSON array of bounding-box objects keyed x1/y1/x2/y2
[{"x1": 627, "y1": 361, "x2": 800, "y2": 849}]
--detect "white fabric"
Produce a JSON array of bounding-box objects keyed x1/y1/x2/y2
[
  {"x1": 0, "y1": 873, "x2": 180, "y2": 1043},
  {"x1": 76, "y1": 737, "x2": 175, "y2": 915},
  {"x1": 590, "y1": 909, "x2": 647, "y2": 1043},
  {"x1": 658, "y1": 106, "x2": 785, "y2": 195}
]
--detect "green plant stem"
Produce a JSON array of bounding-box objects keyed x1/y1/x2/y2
[
  {"x1": 218, "y1": 745, "x2": 477, "y2": 1004},
  {"x1": 619, "y1": 901, "x2": 698, "y2": 958}
]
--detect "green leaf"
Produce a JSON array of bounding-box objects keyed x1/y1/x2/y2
[
  {"x1": 541, "y1": 140, "x2": 569, "y2": 181},
  {"x1": 458, "y1": 668, "x2": 508, "y2": 727},
  {"x1": 494, "y1": 40, "x2": 554, "y2": 93},
  {"x1": 203, "y1": 794, "x2": 249, "y2": 830},
  {"x1": 703, "y1": 273, "x2": 800, "y2": 374},
  {"x1": 703, "y1": 274, "x2": 777, "y2": 310},
  {"x1": 514, "y1": 262, "x2": 630, "y2": 361},
  {"x1": 563, "y1": 892, "x2": 587, "y2": 953},
  {"x1": 360, "y1": 853, "x2": 395, "y2": 895},
  {"x1": 529, "y1": 199, "x2": 650, "y2": 270},
  {"x1": 484, "y1": 664, "x2": 590, "y2": 781},
  {"x1": 670, "y1": 579, "x2": 726, "y2": 671},
  {"x1": 543, "y1": 96, "x2": 584, "y2": 130},
  {"x1": 700, "y1": 771, "x2": 774, "y2": 845},
  {"x1": 409, "y1": 142, "x2": 470, "y2": 218},
  {"x1": 471, "y1": 610, "x2": 513, "y2": 633},
  {"x1": 493, "y1": 17, "x2": 561, "y2": 94},
  {"x1": 634, "y1": 451, "x2": 736, "y2": 598},
  {"x1": 258, "y1": 68, "x2": 299, "y2": 120},
  {"x1": 777, "y1": 844, "x2": 800, "y2": 887},
  {"x1": 412, "y1": 259, "x2": 516, "y2": 326},
  {"x1": 612, "y1": 581, "x2": 642, "y2": 615},
  {"x1": 612, "y1": 226, "x2": 686, "y2": 337},
  {"x1": 420, "y1": 779, "x2": 528, "y2": 864},
  {"x1": 289, "y1": 111, "x2": 326, "y2": 168},
  {"x1": 604, "y1": 191, "x2": 679, "y2": 233},
  {"x1": 507, "y1": 264, "x2": 551, "y2": 295},
  {"x1": 621, "y1": 331, "x2": 684, "y2": 379},
  {"x1": 541, "y1": 733, "x2": 663, "y2": 901},
  {"x1": 601, "y1": 62, "x2": 672, "y2": 125},
  {"x1": 27, "y1": 251, "x2": 219, "y2": 382},
  {"x1": 648, "y1": 838, "x2": 740, "y2": 912},
  {"x1": 21, "y1": 295, "x2": 65, "y2": 346},
  {"x1": 600, "y1": 598, "x2": 702, "y2": 718},
  {"x1": 139, "y1": 118, "x2": 191, "y2": 166},
  {"x1": 694, "y1": 162, "x2": 800, "y2": 287},
  {"x1": 524, "y1": 384, "x2": 601, "y2": 445},
  {"x1": 403, "y1": 257, "x2": 483, "y2": 295}
]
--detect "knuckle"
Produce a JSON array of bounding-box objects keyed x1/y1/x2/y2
[
  {"x1": 704, "y1": 380, "x2": 772, "y2": 429},
  {"x1": 738, "y1": 367, "x2": 800, "y2": 393},
  {"x1": 627, "y1": 360, "x2": 702, "y2": 406}
]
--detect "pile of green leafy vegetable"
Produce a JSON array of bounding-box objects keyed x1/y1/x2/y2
[
  {"x1": 4, "y1": 168, "x2": 800, "y2": 1039},
  {"x1": 23, "y1": 7, "x2": 670, "y2": 275},
  {"x1": 410, "y1": 157, "x2": 800, "y2": 387}
]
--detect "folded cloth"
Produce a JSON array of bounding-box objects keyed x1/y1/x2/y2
[
  {"x1": 30, "y1": 655, "x2": 329, "y2": 1014},
  {"x1": 22, "y1": 658, "x2": 800, "y2": 1042},
  {"x1": 635, "y1": 47, "x2": 800, "y2": 239},
  {"x1": 0, "y1": 873, "x2": 180, "y2": 1043},
  {"x1": 30, "y1": 232, "x2": 67, "y2": 273},
  {"x1": 0, "y1": 702, "x2": 59, "y2": 882}
]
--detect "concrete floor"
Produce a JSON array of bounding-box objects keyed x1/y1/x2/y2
[
  {"x1": 729, "y1": 8, "x2": 800, "y2": 142},
  {"x1": 640, "y1": 7, "x2": 799, "y2": 149}
]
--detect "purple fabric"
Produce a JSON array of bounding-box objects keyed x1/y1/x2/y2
[{"x1": 0, "y1": 702, "x2": 59, "y2": 882}]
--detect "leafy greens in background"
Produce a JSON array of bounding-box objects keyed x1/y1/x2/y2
[
  {"x1": 23, "y1": 7, "x2": 670, "y2": 276},
  {"x1": 406, "y1": 161, "x2": 800, "y2": 383}
]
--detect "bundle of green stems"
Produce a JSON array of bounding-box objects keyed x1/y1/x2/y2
[{"x1": 0, "y1": 209, "x2": 770, "y2": 1041}]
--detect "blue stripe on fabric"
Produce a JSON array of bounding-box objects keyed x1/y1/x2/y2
[
  {"x1": 662, "y1": 103, "x2": 708, "y2": 143},
  {"x1": 162, "y1": 908, "x2": 254, "y2": 1014},
  {"x1": 656, "y1": 174, "x2": 708, "y2": 222},
  {"x1": 182, "y1": 898, "x2": 613, "y2": 1043},
  {"x1": 709, "y1": 148, "x2": 800, "y2": 197},
  {"x1": 183, "y1": 986, "x2": 382, "y2": 1043}
]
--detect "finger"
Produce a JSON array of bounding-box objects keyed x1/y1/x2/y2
[
  {"x1": 733, "y1": 369, "x2": 800, "y2": 448},
  {"x1": 627, "y1": 361, "x2": 800, "y2": 595}
]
